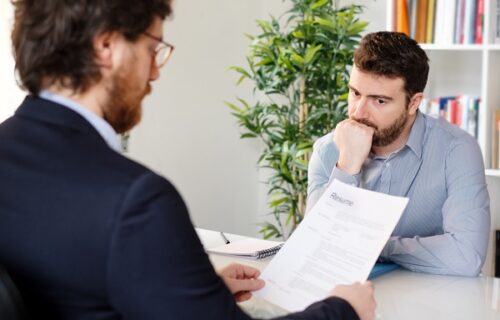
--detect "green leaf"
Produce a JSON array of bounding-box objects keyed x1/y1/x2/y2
[
  {"x1": 256, "y1": 20, "x2": 272, "y2": 33},
  {"x1": 236, "y1": 74, "x2": 246, "y2": 85},
  {"x1": 304, "y1": 44, "x2": 323, "y2": 64},
  {"x1": 259, "y1": 223, "x2": 282, "y2": 239},
  {"x1": 339, "y1": 92, "x2": 349, "y2": 101},
  {"x1": 256, "y1": 57, "x2": 274, "y2": 66},
  {"x1": 316, "y1": 17, "x2": 335, "y2": 30},
  {"x1": 310, "y1": 0, "x2": 329, "y2": 10},
  {"x1": 244, "y1": 33, "x2": 255, "y2": 41},
  {"x1": 224, "y1": 101, "x2": 243, "y2": 113},
  {"x1": 290, "y1": 53, "x2": 305, "y2": 67},
  {"x1": 347, "y1": 21, "x2": 368, "y2": 35},
  {"x1": 237, "y1": 98, "x2": 251, "y2": 109},
  {"x1": 227, "y1": 66, "x2": 251, "y2": 78},
  {"x1": 270, "y1": 196, "x2": 289, "y2": 207},
  {"x1": 241, "y1": 133, "x2": 258, "y2": 139},
  {"x1": 291, "y1": 30, "x2": 305, "y2": 39}
]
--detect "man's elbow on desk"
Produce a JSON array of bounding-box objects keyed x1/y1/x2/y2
[
  {"x1": 381, "y1": 237, "x2": 485, "y2": 277},
  {"x1": 446, "y1": 249, "x2": 485, "y2": 277}
]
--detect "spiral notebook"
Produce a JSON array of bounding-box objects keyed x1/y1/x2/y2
[{"x1": 207, "y1": 239, "x2": 284, "y2": 259}]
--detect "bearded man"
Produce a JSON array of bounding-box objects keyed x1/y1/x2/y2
[{"x1": 306, "y1": 32, "x2": 490, "y2": 277}]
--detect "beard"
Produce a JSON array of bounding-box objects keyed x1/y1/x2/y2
[
  {"x1": 352, "y1": 109, "x2": 409, "y2": 147},
  {"x1": 102, "y1": 67, "x2": 152, "y2": 134}
]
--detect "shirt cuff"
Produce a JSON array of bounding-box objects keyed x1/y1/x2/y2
[{"x1": 330, "y1": 165, "x2": 361, "y2": 187}]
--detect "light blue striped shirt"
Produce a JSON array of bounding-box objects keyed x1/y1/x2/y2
[
  {"x1": 39, "y1": 90, "x2": 121, "y2": 152},
  {"x1": 307, "y1": 112, "x2": 490, "y2": 276}
]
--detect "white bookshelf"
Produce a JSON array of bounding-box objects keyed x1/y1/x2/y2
[
  {"x1": 419, "y1": 44, "x2": 483, "y2": 50},
  {"x1": 385, "y1": 0, "x2": 500, "y2": 173},
  {"x1": 486, "y1": 169, "x2": 500, "y2": 177}
]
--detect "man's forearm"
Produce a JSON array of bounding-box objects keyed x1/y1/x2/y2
[{"x1": 381, "y1": 233, "x2": 488, "y2": 276}]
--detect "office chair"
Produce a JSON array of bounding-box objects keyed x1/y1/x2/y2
[{"x1": 0, "y1": 264, "x2": 28, "y2": 320}]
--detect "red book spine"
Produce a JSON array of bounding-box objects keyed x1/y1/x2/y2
[{"x1": 476, "y1": 0, "x2": 484, "y2": 44}]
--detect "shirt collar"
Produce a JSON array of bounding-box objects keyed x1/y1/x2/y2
[
  {"x1": 39, "y1": 90, "x2": 121, "y2": 152},
  {"x1": 404, "y1": 111, "x2": 425, "y2": 159}
]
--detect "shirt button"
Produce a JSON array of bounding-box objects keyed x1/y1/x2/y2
[{"x1": 385, "y1": 163, "x2": 390, "y2": 167}]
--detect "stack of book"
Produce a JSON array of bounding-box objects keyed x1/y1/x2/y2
[
  {"x1": 389, "y1": 0, "x2": 488, "y2": 44},
  {"x1": 419, "y1": 95, "x2": 480, "y2": 138}
]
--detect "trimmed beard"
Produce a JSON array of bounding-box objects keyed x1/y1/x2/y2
[
  {"x1": 352, "y1": 109, "x2": 409, "y2": 147},
  {"x1": 102, "y1": 67, "x2": 151, "y2": 134}
]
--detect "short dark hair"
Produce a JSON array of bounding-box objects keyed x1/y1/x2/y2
[
  {"x1": 11, "y1": 0, "x2": 173, "y2": 95},
  {"x1": 353, "y1": 31, "x2": 429, "y2": 103}
]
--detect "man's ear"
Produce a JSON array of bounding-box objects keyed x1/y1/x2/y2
[
  {"x1": 93, "y1": 31, "x2": 118, "y2": 69},
  {"x1": 408, "y1": 92, "x2": 423, "y2": 115}
]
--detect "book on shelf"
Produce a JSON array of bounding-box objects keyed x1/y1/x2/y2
[
  {"x1": 396, "y1": 0, "x2": 410, "y2": 36},
  {"x1": 496, "y1": 0, "x2": 500, "y2": 44},
  {"x1": 415, "y1": 0, "x2": 427, "y2": 42},
  {"x1": 454, "y1": 0, "x2": 466, "y2": 44},
  {"x1": 419, "y1": 95, "x2": 479, "y2": 138},
  {"x1": 393, "y1": 0, "x2": 484, "y2": 45},
  {"x1": 410, "y1": 0, "x2": 417, "y2": 39},
  {"x1": 426, "y1": 0, "x2": 436, "y2": 43},
  {"x1": 491, "y1": 110, "x2": 500, "y2": 169},
  {"x1": 475, "y1": 0, "x2": 484, "y2": 44}
]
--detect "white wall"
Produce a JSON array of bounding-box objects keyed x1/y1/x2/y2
[
  {"x1": 128, "y1": 1, "x2": 283, "y2": 237},
  {"x1": 0, "y1": 2, "x2": 25, "y2": 121}
]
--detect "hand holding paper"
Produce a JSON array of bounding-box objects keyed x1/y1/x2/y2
[
  {"x1": 218, "y1": 263, "x2": 265, "y2": 302},
  {"x1": 331, "y1": 282, "x2": 376, "y2": 320},
  {"x1": 254, "y1": 180, "x2": 408, "y2": 312}
]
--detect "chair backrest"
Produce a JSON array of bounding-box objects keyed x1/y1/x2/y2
[{"x1": 0, "y1": 265, "x2": 28, "y2": 320}]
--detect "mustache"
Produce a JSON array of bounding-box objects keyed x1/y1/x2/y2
[{"x1": 350, "y1": 117, "x2": 378, "y2": 131}]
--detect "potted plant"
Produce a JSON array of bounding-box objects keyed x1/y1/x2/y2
[{"x1": 227, "y1": 0, "x2": 367, "y2": 239}]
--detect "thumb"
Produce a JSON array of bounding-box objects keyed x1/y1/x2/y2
[{"x1": 227, "y1": 278, "x2": 265, "y2": 293}]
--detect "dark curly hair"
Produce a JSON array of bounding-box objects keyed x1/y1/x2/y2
[
  {"x1": 354, "y1": 31, "x2": 429, "y2": 105},
  {"x1": 11, "y1": 0, "x2": 173, "y2": 95}
]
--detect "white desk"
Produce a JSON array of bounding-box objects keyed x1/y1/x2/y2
[{"x1": 197, "y1": 228, "x2": 500, "y2": 320}]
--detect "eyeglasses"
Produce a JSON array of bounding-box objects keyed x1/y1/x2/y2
[{"x1": 142, "y1": 32, "x2": 175, "y2": 68}]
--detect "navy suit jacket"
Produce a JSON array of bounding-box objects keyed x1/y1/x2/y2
[{"x1": 0, "y1": 96, "x2": 358, "y2": 320}]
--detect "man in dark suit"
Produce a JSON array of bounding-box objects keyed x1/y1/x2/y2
[{"x1": 0, "y1": 0, "x2": 375, "y2": 319}]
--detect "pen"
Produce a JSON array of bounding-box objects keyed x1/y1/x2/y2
[{"x1": 220, "y1": 232, "x2": 230, "y2": 244}]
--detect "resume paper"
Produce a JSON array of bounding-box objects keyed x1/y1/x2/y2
[{"x1": 254, "y1": 179, "x2": 408, "y2": 312}]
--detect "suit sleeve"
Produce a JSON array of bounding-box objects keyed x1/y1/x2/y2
[
  {"x1": 105, "y1": 171, "x2": 252, "y2": 319},
  {"x1": 106, "y1": 171, "x2": 358, "y2": 320}
]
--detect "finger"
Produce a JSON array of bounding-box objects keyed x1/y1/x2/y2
[
  {"x1": 239, "y1": 264, "x2": 261, "y2": 279},
  {"x1": 228, "y1": 278, "x2": 265, "y2": 293},
  {"x1": 234, "y1": 291, "x2": 252, "y2": 302}
]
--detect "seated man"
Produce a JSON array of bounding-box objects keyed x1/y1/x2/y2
[
  {"x1": 0, "y1": 0, "x2": 375, "y2": 319},
  {"x1": 307, "y1": 31, "x2": 490, "y2": 277}
]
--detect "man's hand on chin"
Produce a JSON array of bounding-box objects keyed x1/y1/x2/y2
[{"x1": 333, "y1": 119, "x2": 374, "y2": 175}]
